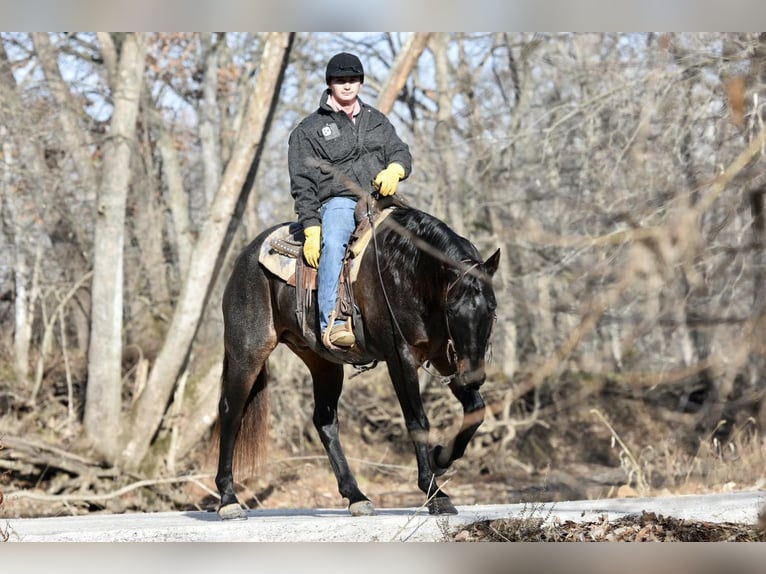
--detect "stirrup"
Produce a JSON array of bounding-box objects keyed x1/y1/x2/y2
[
  {"x1": 322, "y1": 312, "x2": 355, "y2": 349},
  {"x1": 328, "y1": 324, "x2": 355, "y2": 347}
]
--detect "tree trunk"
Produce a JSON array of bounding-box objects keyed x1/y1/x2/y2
[
  {"x1": 147, "y1": 102, "x2": 193, "y2": 282},
  {"x1": 199, "y1": 33, "x2": 223, "y2": 206},
  {"x1": 117, "y1": 32, "x2": 295, "y2": 472},
  {"x1": 431, "y1": 33, "x2": 465, "y2": 235},
  {"x1": 29, "y1": 33, "x2": 97, "y2": 359},
  {"x1": 749, "y1": 35, "x2": 766, "y2": 314},
  {"x1": 376, "y1": 33, "x2": 432, "y2": 115},
  {"x1": 31, "y1": 33, "x2": 99, "y2": 216},
  {"x1": 126, "y1": 107, "x2": 172, "y2": 342},
  {"x1": 748, "y1": 34, "x2": 766, "y2": 427},
  {"x1": 84, "y1": 33, "x2": 147, "y2": 461},
  {"x1": 1, "y1": 133, "x2": 34, "y2": 386},
  {"x1": 0, "y1": 43, "x2": 50, "y2": 388}
]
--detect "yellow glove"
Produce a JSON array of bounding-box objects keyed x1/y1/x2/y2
[
  {"x1": 373, "y1": 163, "x2": 405, "y2": 196},
  {"x1": 303, "y1": 225, "x2": 321, "y2": 268}
]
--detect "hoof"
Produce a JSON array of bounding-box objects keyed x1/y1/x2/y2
[
  {"x1": 349, "y1": 500, "x2": 376, "y2": 516},
  {"x1": 428, "y1": 497, "x2": 457, "y2": 515},
  {"x1": 428, "y1": 446, "x2": 450, "y2": 477},
  {"x1": 218, "y1": 503, "x2": 247, "y2": 521}
]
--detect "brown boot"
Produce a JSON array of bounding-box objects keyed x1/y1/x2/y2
[{"x1": 326, "y1": 323, "x2": 355, "y2": 347}]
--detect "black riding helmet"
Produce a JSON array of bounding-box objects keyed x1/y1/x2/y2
[{"x1": 325, "y1": 52, "x2": 364, "y2": 84}]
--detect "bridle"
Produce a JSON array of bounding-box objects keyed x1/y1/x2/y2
[
  {"x1": 442, "y1": 260, "x2": 497, "y2": 378},
  {"x1": 443, "y1": 261, "x2": 480, "y2": 371}
]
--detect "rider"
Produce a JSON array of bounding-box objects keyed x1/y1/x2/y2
[{"x1": 288, "y1": 52, "x2": 412, "y2": 348}]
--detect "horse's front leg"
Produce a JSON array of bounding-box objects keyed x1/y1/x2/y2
[
  {"x1": 387, "y1": 352, "x2": 458, "y2": 515},
  {"x1": 301, "y1": 353, "x2": 375, "y2": 516},
  {"x1": 429, "y1": 383, "x2": 485, "y2": 476}
]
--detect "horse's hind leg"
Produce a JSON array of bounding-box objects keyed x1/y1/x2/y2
[
  {"x1": 215, "y1": 322, "x2": 276, "y2": 520},
  {"x1": 300, "y1": 353, "x2": 375, "y2": 516},
  {"x1": 216, "y1": 353, "x2": 262, "y2": 520}
]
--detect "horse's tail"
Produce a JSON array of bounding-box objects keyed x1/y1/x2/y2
[
  {"x1": 210, "y1": 354, "x2": 270, "y2": 481},
  {"x1": 234, "y1": 361, "x2": 270, "y2": 480}
]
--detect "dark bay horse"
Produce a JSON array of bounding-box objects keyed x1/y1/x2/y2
[{"x1": 215, "y1": 204, "x2": 500, "y2": 519}]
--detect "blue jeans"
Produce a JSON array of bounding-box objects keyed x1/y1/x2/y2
[{"x1": 318, "y1": 196, "x2": 357, "y2": 332}]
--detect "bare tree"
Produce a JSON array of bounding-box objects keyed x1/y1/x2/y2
[
  {"x1": 5, "y1": 33, "x2": 766, "y2": 506},
  {"x1": 0, "y1": 39, "x2": 57, "y2": 389},
  {"x1": 376, "y1": 33, "x2": 432, "y2": 115},
  {"x1": 84, "y1": 33, "x2": 148, "y2": 459},
  {"x1": 117, "y1": 32, "x2": 295, "y2": 471},
  {"x1": 31, "y1": 33, "x2": 99, "y2": 223}
]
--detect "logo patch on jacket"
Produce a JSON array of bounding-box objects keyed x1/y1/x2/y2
[{"x1": 320, "y1": 122, "x2": 340, "y2": 141}]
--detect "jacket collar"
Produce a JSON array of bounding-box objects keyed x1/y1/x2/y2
[{"x1": 319, "y1": 89, "x2": 364, "y2": 117}]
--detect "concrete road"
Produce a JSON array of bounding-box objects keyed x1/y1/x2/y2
[{"x1": 4, "y1": 490, "x2": 764, "y2": 542}]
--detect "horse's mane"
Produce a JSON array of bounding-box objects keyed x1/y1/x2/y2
[{"x1": 380, "y1": 207, "x2": 481, "y2": 298}]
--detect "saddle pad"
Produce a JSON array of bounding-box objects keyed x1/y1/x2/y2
[
  {"x1": 258, "y1": 208, "x2": 395, "y2": 286},
  {"x1": 259, "y1": 223, "x2": 302, "y2": 283}
]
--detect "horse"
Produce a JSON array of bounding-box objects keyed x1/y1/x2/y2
[{"x1": 214, "y1": 201, "x2": 500, "y2": 520}]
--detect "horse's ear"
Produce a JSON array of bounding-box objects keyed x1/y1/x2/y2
[{"x1": 483, "y1": 248, "x2": 501, "y2": 277}]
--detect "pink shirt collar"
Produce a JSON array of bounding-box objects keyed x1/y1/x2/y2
[{"x1": 327, "y1": 94, "x2": 361, "y2": 121}]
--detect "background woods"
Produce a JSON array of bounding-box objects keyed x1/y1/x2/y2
[{"x1": 1, "y1": 32, "x2": 766, "y2": 515}]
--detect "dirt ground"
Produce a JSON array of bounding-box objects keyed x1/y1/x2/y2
[{"x1": 3, "y1": 365, "x2": 766, "y2": 542}]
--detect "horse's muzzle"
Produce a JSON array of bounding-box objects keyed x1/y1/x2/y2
[{"x1": 453, "y1": 367, "x2": 486, "y2": 388}]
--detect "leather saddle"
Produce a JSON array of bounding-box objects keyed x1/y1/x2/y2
[{"x1": 258, "y1": 195, "x2": 398, "y2": 353}]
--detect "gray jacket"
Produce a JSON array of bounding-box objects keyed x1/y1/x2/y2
[{"x1": 288, "y1": 90, "x2": 412, "y2": 228}]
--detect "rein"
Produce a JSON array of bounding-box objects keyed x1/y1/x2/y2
[{"x1": 367, "y1": 198, "x2": 409, "y2": 345}]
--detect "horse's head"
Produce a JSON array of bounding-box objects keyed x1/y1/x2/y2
[{"x1": 443, "y1": 248, "x2": 501, "y2": 388}]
